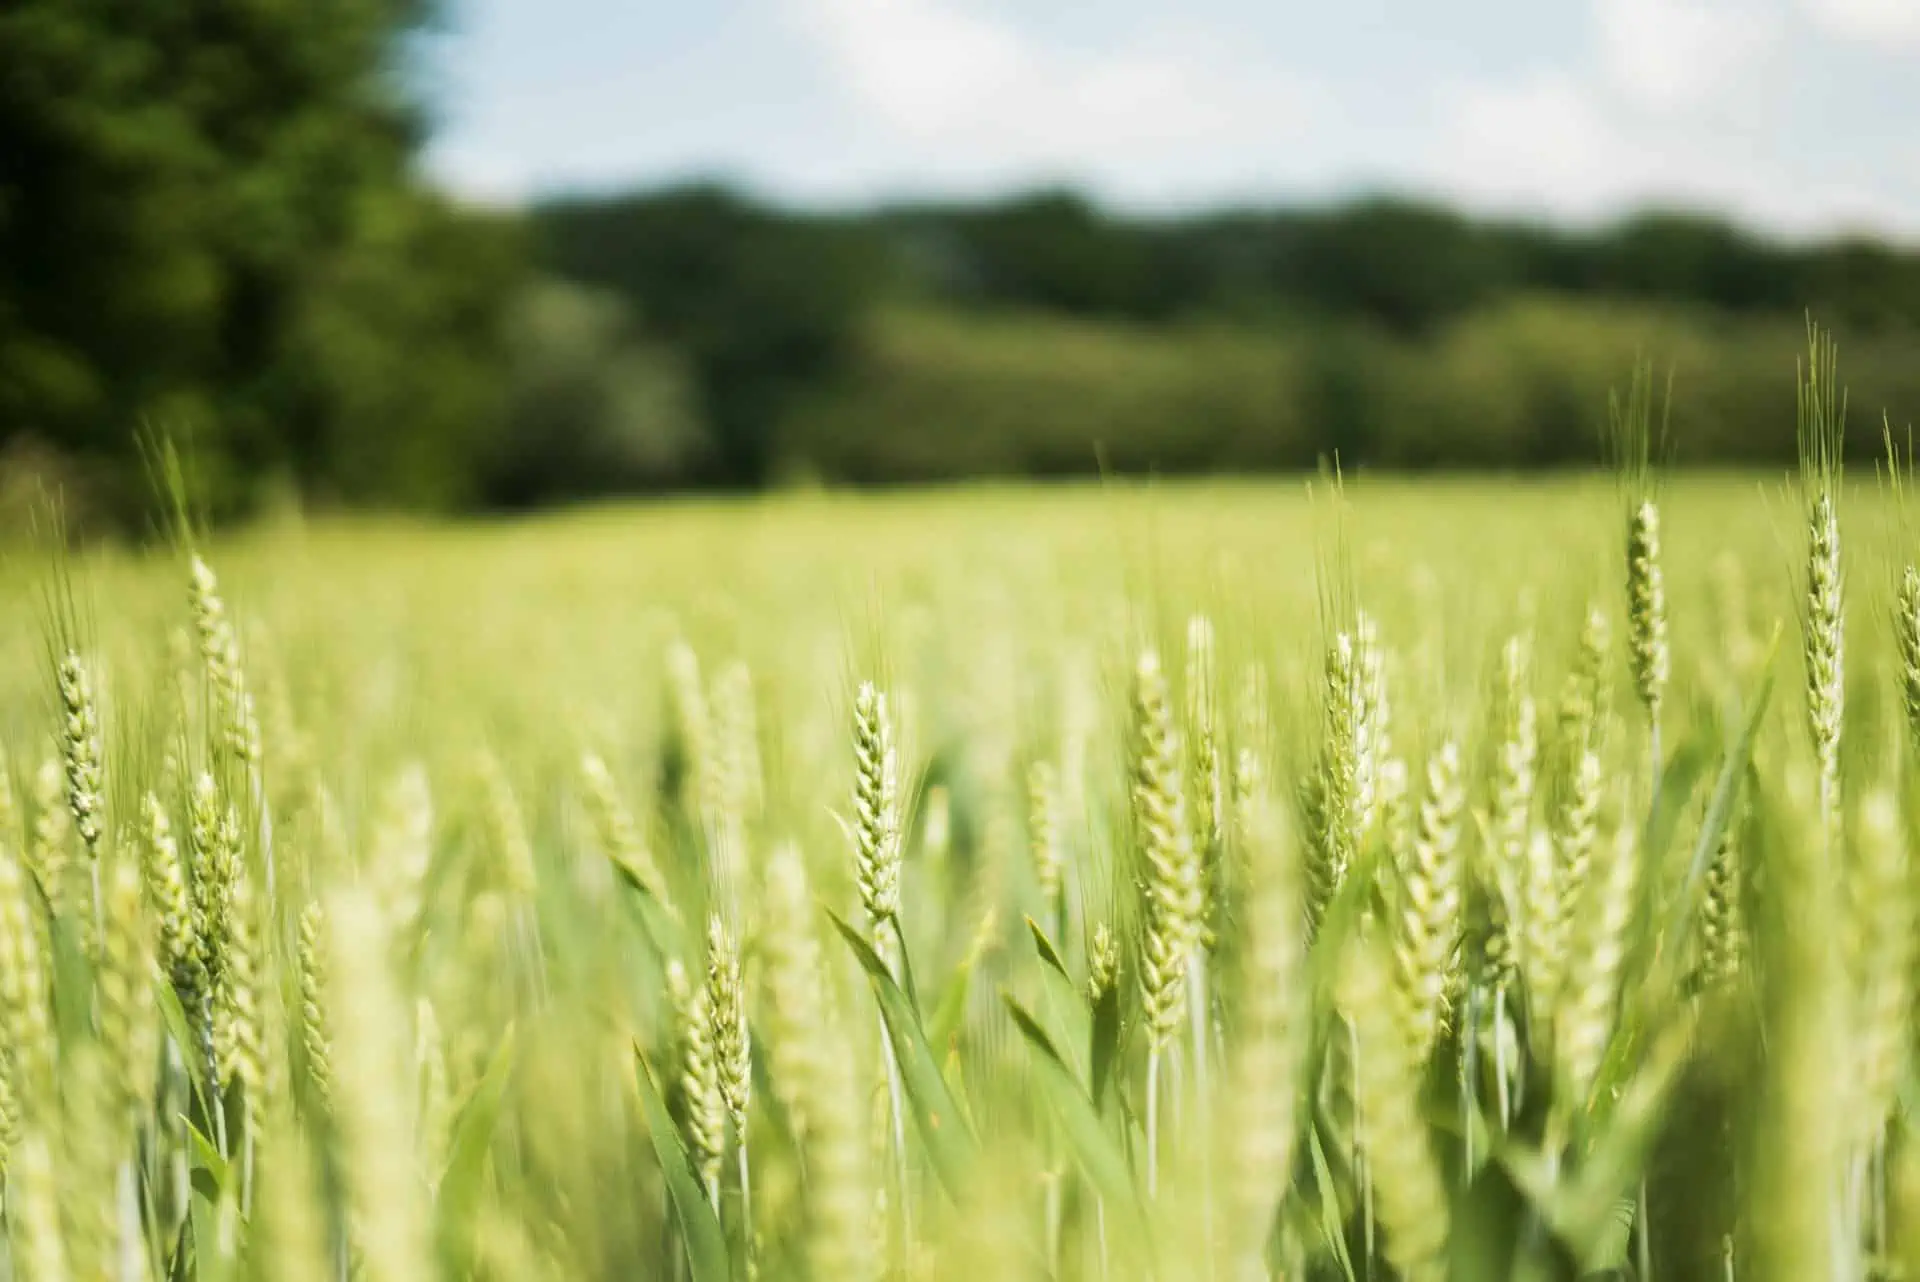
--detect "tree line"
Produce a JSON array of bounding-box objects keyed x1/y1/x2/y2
[
  {"x1": 528, "y1": 187, "x2": 1920, "y2": 495},
  {"x1": 5, "y1": 0, "x2": 1920, "y2": 527}
]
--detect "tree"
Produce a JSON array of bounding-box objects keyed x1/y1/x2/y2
[
  {"x1": 535, "y1": 185, "x2": 879, "y2": 487},
  {"x1": 484, "y1": 278, "x2": 706, "y2": 506},
  {"x1": 0, "y1": 0, "x2": 519, "y2": 517}
]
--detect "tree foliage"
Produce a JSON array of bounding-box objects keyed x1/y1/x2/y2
[
  {"x1": 537, "y1": 186, "x2": 880, "y2": 487},
  {"x1": 533, "y1": 186, "x2": 1920, "y2": 489},
  {"x1": 0, "y1": 0, "x2": 521, "y2": 519}
]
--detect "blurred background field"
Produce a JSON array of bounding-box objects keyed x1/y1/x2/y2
[
  {"x1": 0, "y1": 472, "x2": 1818, "y2": 900},
  {"x1": 0, "y1": 471, "x2": 1832, "y2": 757}
]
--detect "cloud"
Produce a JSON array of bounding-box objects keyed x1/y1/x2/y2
[
  {"x1": 790, "y1": 0, "x2": 1025, "y2": 137},
  {"x1": 1423, "y1": 63, "x2": 1920, "y2": 236},
  {"x1": 1593, "y1": 0, "x2": 1782, "y2": 114},
  {"x1": 1800, "y1": 0, "x2": 1920, "y2": 46},
  {"x1": 786, "y1": 0, "x2": 1321, "y2": 193},
  {"x1": 424, "y1": 0, "x2": 1920, "y2": 236},
  {"x1": 1426, "y1": 72, "x2": 1642, "y2": 218},
  {"x1": 1418, "y1": 0, "x2": 1899, "y2": 233}
]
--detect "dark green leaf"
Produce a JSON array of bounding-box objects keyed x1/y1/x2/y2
[
  {"x1": 1022, "y1": 916, "x2": 1091, "y2": 1079},
  {"x1": 1639, "y1": 731, "x2": 1710, "y2": 895},
  {"x1": 183, "y1": 1116, "x2": 230, "y2": 1192},
  {"x1": 1306, "y1": 1124, "x2": 1358, "y2": 1282},
  {"x1": 437, "y1": 1025, "x2": 518, "y2": 1259},
  {"x1": 926, "y1": 954, "x2": 978, "y2": 1057},
  {"x1": 187, "y1": 1164, "x2": 240, "y2": 1282},
  {"x1": 1587, "y1": 636, "x2": 1775, "y2": 1116},
  {"x1": 1562, "y1": 1019, "x2": 1694, "y2": 1262},
  {"x1": 1660, "y1": 631, "x2": 1779, "y2": 976},
  {"x1": 166, "y1": 1217, "x2": 192, "y2": 1282},
  {"x1": 884, "y1": 913, "x2": 924, "y2": 1015},
  {"x1": 1003, "y1": 994, "x2": 1143, "y2": 1223},
  {"x1": 1449, "y1": 1149, "x2": 1585, "y2": 1282},
  {"x1": 1449, "y1": 1158, "x2": 1525, "y2": 1282},
  {"x1": 1306, "y1": 831, "x2": 1389, "y2": 1021},
  {"x1": 49, "y1": 911, "x2": 93, "y2": 1042},
  {"x1": 607, "y1": 853, "x2": 685, "y2": 962},
  {"x1": 631, "y1": 1045, "x2": 731, "y2": 1282},
  {"x1": 154, "y1": 976, "x2": 213, "y2": 1112},
  {"x1": 1089, "y1": 978, "x2": 1123, "y2": 1109},
  {"x1": 1582, "y1": 1198, "x2": 1638, "y2": 1275},
  {"x1": 185, "y1": 1109, "x2": 242, "y2": 1282},
  {"x1": 1026, "y1": 916, "x2": 1072, "y2": 980},
  {"x1": 829, "y1": 911, "x2": 978, "y2": 1199}
]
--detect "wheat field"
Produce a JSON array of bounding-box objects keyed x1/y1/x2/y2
[{"x1": 0, "y1": 359, "x2": 1915, "y2": 1282}]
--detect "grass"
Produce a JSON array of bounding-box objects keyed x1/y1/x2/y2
[{"x1": 0, "y1": 456, "x2": 1913, "y2": 1282}]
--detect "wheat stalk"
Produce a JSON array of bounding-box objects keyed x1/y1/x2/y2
[
  {"x1": 851, "y1": 682, "x2": 903, "y2": 966},
  {"x1": 1131, "y1": 648, "x2": 1201, "y2": 1197},
  {"x1": 1845, "y1": 787, "x2": 1911, "y2": 1154},
  {"x1": 1392, "y1": 740, "x2": 1465, "y2": 1063},
  {"x1": 188, "y1": 555, "x2": 261, "y2": 768},
  {"x1": 1027, "y1": 760, "x2": 1065, "y2": 933},
  {"x1": 805, "y1": 995, "x2": 874, "y2": 1282},
  {"x1": 97, "y1": 857, "x2": 158, "y2": 1128},
  {"x1": 56, "y1": 651, "x2": 105, "y2": 866},
  {"x1": 1799, "y1": 322, "x2": 1846, "y2": 824},
  {"x1": 10, "y1": 1131, "x2": 70, "y2": 1282},
  {"x1": 1896, "y1": 565, "x2": 1920, "y2": 754},
  {"x1": 707, "y1": 912, "x2": 752, "y2": 1235},
  {"x1": 850, "y1": 678, "x2": 911, "y2": 1254},
  {"x1": 581, "y1": 750, "x2": 675, "y2": 918},
  {"x1": 1303, "y1": 630, "x2": 1364, "y2": 935},
  {"x1": 370, "y1": 764, "x2": 434, "y2": 939},
  {"x1": 325, "y1": 890, "x2": 431, "y2": 1282},
  {"x1": 476, "y1": 749, "x2": 539, "y2": 901},
  {"x1": 1340, "y1": 934, "x2": 1449, "y2": 1282},
  {"x1": 1695, "y1": 785, "x2": 1747, "y2": 995},
  {"x1": 669, "y1": 955, "x2": 725, "y2": 1206},
  {"x1": 0, "y1": 839, "x2": 54, "y2": 1110},
  {"x1": 296, "y1": 902, "x2": 333, "y2": 1116},
  {"x1": 29, "y1": 755, "x2": 73, "y2": 920},
  {"x1": 1557, "y1": 823, "x2": 1637, "y2": 1118},
  {"x1": 757, "y1": 840, "x2": 825, "y2": 1147},
  {"x1": 1223, "y1": 788, "x2": 1304, "y2": 1282}
]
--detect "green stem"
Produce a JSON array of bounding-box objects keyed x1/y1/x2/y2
[
  {"x1": 1636, "y1": 1179, "x2": 1651, "y2": 1282},
  {"x1": 1636, "y1": 716, "x2": 1660, "y2": 1282},
  {"x1": 1354, "y1": 1017, "x2": 1374, "y2": 1278},
  {"x1": 876, "y1": 914, "x2": 914, "y2": 1266},
  {"x1": 1096, "y1": 1195, "x2": 1110, "y2": 1282},
  {"x1": 1146, "y1": 1047, "x2": 1162, "y2": 1199},
  {"x1": 878, "y1": 1012, "x2": 910, "y2": 1253},
  {"x1": 1189, "y1": 957, "x2": 1216, "y2": 1279},
  {"x1": 1461, "y1": 984, "x2": 1479, "y2": 1179},
  {"x1": 1494, "y1": 986, "x2": 1512, "y2": 1132},
  {"x1": 738, "y1": 1141, "x2": 752, "y2": 1267}
]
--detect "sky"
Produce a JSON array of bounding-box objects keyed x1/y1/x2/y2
[{"x1": 423, "y1": 0, "x2": 1920, "y2": 237}]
